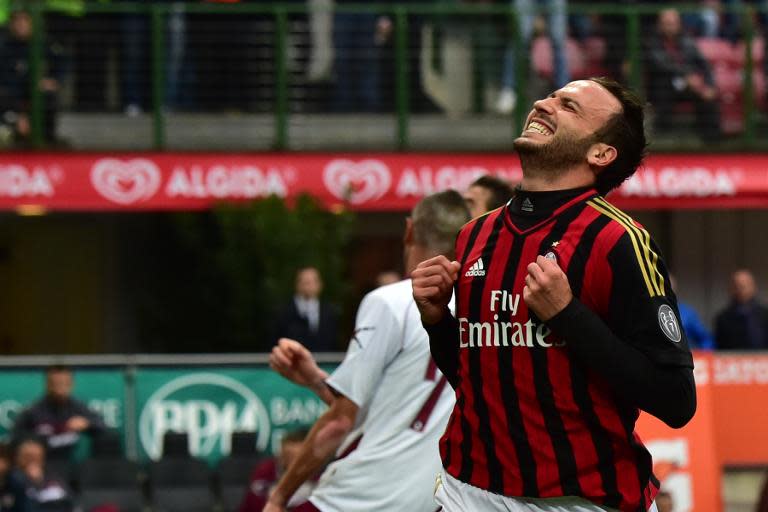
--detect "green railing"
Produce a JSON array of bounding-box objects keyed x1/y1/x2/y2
[{"x1": 15, "y1": 2, "x2": 768, "y2": 150}]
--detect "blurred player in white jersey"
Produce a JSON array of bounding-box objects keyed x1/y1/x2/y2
[{"x1": 263, "y1": 190, "x2": 471, "y2": 512}]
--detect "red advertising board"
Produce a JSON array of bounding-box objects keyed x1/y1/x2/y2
[{"x1": 1, "y1": 153, "x2": 767, "y2": 211}]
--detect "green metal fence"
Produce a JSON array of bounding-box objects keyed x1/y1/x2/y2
[{"x1": 10, "y1": 2, "x2": 768, "y2": 151}]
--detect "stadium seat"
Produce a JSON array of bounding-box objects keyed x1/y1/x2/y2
[
  {"x1": 712, "y1": 66, "x2": 767, "y2": 133},
  {"x1": 148, "y1": 459, "x2": 214, "y2": 512},
  {"x1": 695, "y1": 38, "x2": 739, "y2": 68},
  {"x1": 159, "y1": 432, "x2": 190, "y2": 458},
  {"x1": 77, "y1": 459, "x2": 144, "y2": 512},
  {"x1": 217, "y1": 432, "x2": 262, "y2": 512},
  {"x1": 148, "y1": 433, "x2": 215, "y2": 512},
  {"x1": 76, "y1": 431, "x2": 145, "y2": 512},
  {"x1": 734, "y1": 37, "x2": 765, "y2": 68},
  {"x1": 91, "y1": 431, "x2": 123, "y2": 458}
]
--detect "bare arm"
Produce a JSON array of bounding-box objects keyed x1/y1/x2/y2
[
  {"x1": 263, "y1": 396, "x2": 358, "y2": 512},
  {"x1": 270, "y1": 338, "x2": 335, "y2": 405}
]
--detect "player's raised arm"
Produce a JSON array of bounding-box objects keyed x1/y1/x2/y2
[
  {"x1": 270, "y1": 338, "x2": 334, "y2": 405},
  {"x1": 412, "y1": 255, "x2": 460, "y2": 325}
]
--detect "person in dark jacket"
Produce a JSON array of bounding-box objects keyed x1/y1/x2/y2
[
  {"x1": 715, "y1": 269, "x2": 768, "y2": 350},
  {"x1": 273, "y1": 267, "x2": 339, "y2": 353},
  {"x1": 12, "y1": 366, "x2": 105, "y2": 461},
  {"x1": 645, "y1": 8, "x2": 721, "y2": 141},
  {"x1": 0, "y1": 443, "x2": 30, "y2": 512},
  {"x1": 13, "y1": 438, "x2": 74, "y2": 512},
  {"x1": 0, "y1": 10, "x2": 65, "y2": 146}
]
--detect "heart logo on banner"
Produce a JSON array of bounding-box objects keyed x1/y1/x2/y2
[
  {"x1": 323, "y1": 159, "x2": 392, "y2": 205},
  {"x1": 90, "y1": 158, "x2": 162, "y2": 205}
]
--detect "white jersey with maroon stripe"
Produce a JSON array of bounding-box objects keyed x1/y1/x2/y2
[{"x1": 308, "y1": 278, "x2": 455, "y2": 512}]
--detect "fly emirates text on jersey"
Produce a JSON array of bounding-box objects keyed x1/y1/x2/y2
[{"x1": 458, "y1": 290, "x2": 564, "y2": 349}]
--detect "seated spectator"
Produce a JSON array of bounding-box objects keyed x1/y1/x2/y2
[
  {"x1": 13, "y1": 437, "x2": 74, "y2": 512},
  {"x1": 12, "y1": 366, "x2": 105, "y2": 461},
  {"x1": 463, "y1": 175, "x2": 514, "y2": 218},
  {"x1": 0, "y1": 443, "x2": 30, "y2": 512},
  {"x1": 645, "y1": 8, "x2": 721, "y2": 141},
  {"x1": 0, "y1": 10, "x2": 64, "y2": 147},
  {"x1": 239, "y1": 429, "x2": 315, "y2": 512},
  {"x1": 715, "y1": 269, "x2": 768, "y2": 349},
  {"x1": 273, "y1": 267, "x2": 339, "y2": 352},
  {"x1": 670, "y1": 274, "x2": 715, "y2": 350},
  {"x1": 331, "y1": 1, "x2": 389, "y2": 112}
]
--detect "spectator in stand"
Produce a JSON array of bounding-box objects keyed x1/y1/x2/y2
[
  {"x1": 12, "y1": 366, "x2": 105, "y2": 462},
  {"x1": 273, "y1": 267, "x2": 339, "y2": 352},
  {"x1": 239, "y1": 430, "x2": 315, "y2": 512},
  {"x1": 13, "y1": 438, "x2": 74, "y2": 512},
  {"x1": 0, "y1": 10, "x2": 65, "y2": 147},
  {"x1": 495, "y1": 0, "x2": 570, "y2": 114},
  {"x1": 645, "y1": 8, "x2": 721, "y2": 141},
  {"x1": 462, "y1": 174, "x2": 515, "y2": 218},
  {"x1": 331, "y1": 0, "x2": 390, "y2": 112},
  {"x1": 0, "y1": 443, "x2": 30, "y2": 512},
  {"x1": 670, "y1": 274, "x2": 715, "y2": 350},
  {"x1": 715, "y1": 269, "x2": 768, "y2": 350},
  {"x1": 568, "y1": 0, "x2": 634, "y2": 82}
]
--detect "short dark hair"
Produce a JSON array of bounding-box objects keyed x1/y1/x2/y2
[
  {"x1": 46, "y1": 365, "x2": 72, "y2": 376},
  {"x1": 12, "y1": 436, "x2": 47, "y2": 458},
  {"x1": 470, "y1": 175, "x2": 514, "y2": 211},
  {"x1": 588, "y1": 77, "x2": 648, "y2": 196}
]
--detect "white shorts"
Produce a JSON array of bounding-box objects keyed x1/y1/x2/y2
[{"x1": 434, "y1": 471, "x2": 658, "y2": 512}]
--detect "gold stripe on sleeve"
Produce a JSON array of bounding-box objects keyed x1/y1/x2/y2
[
  {"x1": 587, "y1": 199, "x2": 657, "y2": 297},
  {"x1": 593, "y1": 198, "x2": 665, "y2": 296}
]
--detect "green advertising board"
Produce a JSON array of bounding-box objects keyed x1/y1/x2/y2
[
  {"x1": 0, "y1": 368, "x2": 125, "y2": 443},
  {"x1": 134, "y1": 367, "x2": 327, "y2": 463}
]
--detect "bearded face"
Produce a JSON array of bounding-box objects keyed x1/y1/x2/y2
[{"x1": 513, "y1": 125, "x2": 597, "y2": 178}]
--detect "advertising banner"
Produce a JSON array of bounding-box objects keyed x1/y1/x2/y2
[
  {"x1": 709, "y1": 353, "x2": 768, "y2": 465},
  {"x1": 1, "y1": 153, "x2": 767, "y2": 211},
  {"x1": 0, "y1": 369, "x2": 125, "y2": 444},
  {"x1": 133, "y1": 368, "x2": 327, "y2": 463},
  {"x1": 636, "y1": 353, "x2": 720, "y2": 512}
]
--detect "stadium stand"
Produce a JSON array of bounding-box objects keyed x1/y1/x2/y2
[
  {"x1": 148, "y1": 433, "x2": 215, "y2": 512},
  {"x1": 77, "y1": 431, "x2": 144, "y2": 512},
  {"x1": 217, "y1": 432, "x2": 262, "y2": 512}
]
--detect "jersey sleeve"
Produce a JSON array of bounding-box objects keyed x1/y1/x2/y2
[
  {"x1": 325, "y1": 292, "x2": 403, "y2": 408},
  {"x1": 605, "y1": 230, "x2": 694, "y2": 368}
]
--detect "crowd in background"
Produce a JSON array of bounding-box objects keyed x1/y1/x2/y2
[{"x1": 0, "y1": 0, "x2": 766, "y2": 146}]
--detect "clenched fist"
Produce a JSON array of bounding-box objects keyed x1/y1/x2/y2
[
  {"x1": 270, "y1": 338, "x2": 326, "y2": 389},
  {"x1": 412, "y1": 255, "x2": 460, "y2": 325},
  {"x1": 523, "y1": 255, "x2": 573, "y2": 321}
]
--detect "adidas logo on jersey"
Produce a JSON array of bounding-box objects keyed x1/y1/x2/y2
[{"x1": 465, "y1": 258, "x2": 486, "y2": 277}]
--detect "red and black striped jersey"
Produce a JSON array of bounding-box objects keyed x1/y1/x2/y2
[{"x1": 440, "y1": 188, "x2": 693, "y2": 511}]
